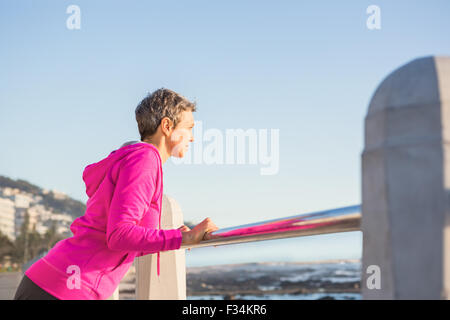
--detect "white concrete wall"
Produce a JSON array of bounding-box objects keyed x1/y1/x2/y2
[
  {"x1": 136, "y1": 194, "x2": 186, "y2": 300},
  {"x1": 362, "y1": 56, "x2": 450, "y2": 299}
]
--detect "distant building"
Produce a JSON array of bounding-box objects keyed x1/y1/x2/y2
[
  {"x1": 0, "y1": 198, "x2": 15, "y2": 240},
  {"x1": 28, "y1": 204, "x2": 52, "y2": 235},
  {"x1": 51, "y1": 189, "x2": 67, "y2": 200},
  {"x1": 1, "y1": 187, "x2": 21, "y2": 198},
  {"x1": 0, "y1": 186, "x2": 76, "y2": 240},
  {"x1": 14, "y1": 193, "x2": 33, "y2": 208},
  {"x1": 14, "y1": 208, "x2": 28, "y2": 237},
  {"x1": 11, "y1": 193, "x2": 45, "y2": 237}
]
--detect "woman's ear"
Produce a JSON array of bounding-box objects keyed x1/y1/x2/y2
[{"x1": 160, "y1": 117, "x2": 175, "y2": 137}]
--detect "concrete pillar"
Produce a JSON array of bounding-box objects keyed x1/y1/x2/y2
[
  {"x1": 362, "y1": 56, "x2": 450, "y2": 299},
  {"x1": 136, "y1": 194, "x2": 186, "y2": 300}
]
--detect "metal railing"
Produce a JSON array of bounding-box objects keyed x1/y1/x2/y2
[
  {"x1": 135, "y1": 202, "x2": 362, "y2": 300},
  {"x1": 180, "y1": 205, "x2": 361, "y2": 250}
]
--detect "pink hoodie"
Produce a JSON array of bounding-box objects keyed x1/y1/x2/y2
[{"x1": 24, "y1": 142, "x2": 183, "y2": 300}]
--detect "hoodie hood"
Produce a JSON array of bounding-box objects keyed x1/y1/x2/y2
[
  {"x1": 82, "y1": 142, "x2": 161, "y2": 198},
  {"x1": 25, "y1": 140, "x2": 181, "y2": 299}
]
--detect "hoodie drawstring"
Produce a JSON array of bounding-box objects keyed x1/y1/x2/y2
[
  {"x1": 157, "y1": 204, "x2": 162, "y2": 278},
  {"x1": 157, "y1": 153, "x2": 163, "y2": 279},
  {"x1": 157, "y1": 252, "x2": 160, "y2": 277}
]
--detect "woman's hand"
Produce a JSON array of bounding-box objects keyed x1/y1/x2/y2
[
  {"x1": 178, "y1": 225, "x2": 192, "y2": 250},
  {"x1": 181, "y1": 218, "x2": 220, "y2": 247},
  {"x1": 178, "y1": 225, "x2": 191, "y2": 232}
]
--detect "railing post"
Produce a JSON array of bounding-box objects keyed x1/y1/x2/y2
[
  {"x1": 136, "y1": 194, "x2": 186, "y2": 300},
  {"x1": 362, "y1": 56, "x2": 450, "y2": 299}
]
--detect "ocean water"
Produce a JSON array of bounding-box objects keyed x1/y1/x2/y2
[
  {"x1": 183, "y1": 232, "x2": 362, "y2": 300},
  {"x1": 119, "y1": 232, "x2": 363, "y2": 300},
  {"x1": 185, "y1": 260, "x2": 362, "y2": 300},
  {"x1": 187, "y1": 293, "x2": 361, "y2": 300},
  {"x1": 119, "y1": 259, "x2": 362, "y2": 300}
]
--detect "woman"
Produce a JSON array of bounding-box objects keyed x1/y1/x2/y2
[{"x1": 14, "y1": 88, "x2": 219, "y2": 300}]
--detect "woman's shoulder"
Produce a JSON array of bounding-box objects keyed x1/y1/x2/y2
[{"x1": 117, "y1": 145, "x2": 162, "y2": 176}]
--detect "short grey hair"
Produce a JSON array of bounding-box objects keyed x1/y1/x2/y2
[{"x1": 135, "y1": 88, "x2": 197, "y2": 141}]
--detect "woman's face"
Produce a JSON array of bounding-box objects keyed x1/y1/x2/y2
[{"x1": 168, "y1": 110, "x2": 195, "y2": 158}]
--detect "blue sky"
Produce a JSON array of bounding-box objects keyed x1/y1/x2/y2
[{"x1": 1, "y1": 1, "x2": 450, "y2": 261}]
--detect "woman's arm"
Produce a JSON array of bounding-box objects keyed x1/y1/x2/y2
[
  {"x1": 106, "y1": 150, "x2": 182, "y2": 253},
  {"x1": 136, "y1": 225, "x2": 190, "y2": 257}
]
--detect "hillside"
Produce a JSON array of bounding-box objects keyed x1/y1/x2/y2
[{"x1": 0, "y1": 175, "x2": 85, "y2": 219}]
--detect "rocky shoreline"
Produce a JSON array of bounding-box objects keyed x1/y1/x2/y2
[{"x1": 119, "y1": 260, "x2": 361, "y2": 300}]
